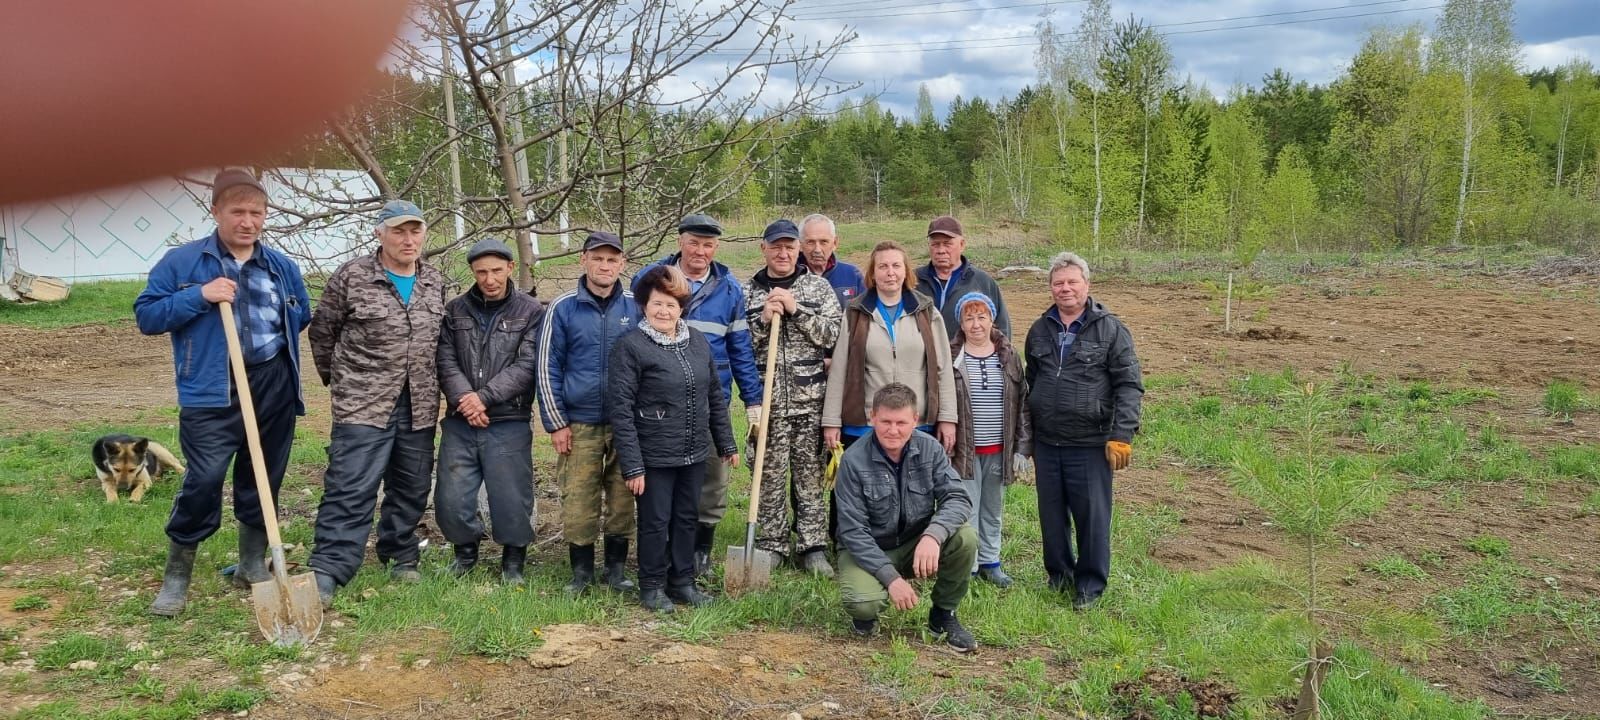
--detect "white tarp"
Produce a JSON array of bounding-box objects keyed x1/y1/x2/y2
[{"x1": 0, "y1": 169, "x2": 379, "y2": 283}]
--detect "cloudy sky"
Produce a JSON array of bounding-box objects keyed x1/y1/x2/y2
[{"x1": 635, "y1": 0, "x2": 1600, "y2": 119}]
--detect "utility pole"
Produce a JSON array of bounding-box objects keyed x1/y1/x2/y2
[{"x1": 440, "y1": 35, "x2": 465, "y2": 244}]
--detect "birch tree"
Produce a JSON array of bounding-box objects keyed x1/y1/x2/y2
[{"x1": 1431, "y1": 0, "x2": 1517, "y2": 246}]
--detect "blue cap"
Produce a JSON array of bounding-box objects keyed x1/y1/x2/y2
[
  {"x1": 377, "y1": 200, "x2": 425, "y2": 228},
  {"x1": 955, "y1": 291, "x2": 996, "y2": 319},
  {"x1": 762, "y1": 219, "x2": 800, "y2": 244}
]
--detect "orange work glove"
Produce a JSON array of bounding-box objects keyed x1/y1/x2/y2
[{"x1": 1105, "y1": 441, "x2": 1132, "y2": 471}]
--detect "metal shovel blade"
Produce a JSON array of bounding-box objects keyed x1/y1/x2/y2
[
  {"x1": 251, "y1": 569, "x2": 323, "y2": 647},
  {"x1": 723, "y1": 543, "x2": 778, "y2": 595}
]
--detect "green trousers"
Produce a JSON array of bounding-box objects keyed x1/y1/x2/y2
[{"x1": 838, "y1": 525, "x2": 977, "y2": 621}]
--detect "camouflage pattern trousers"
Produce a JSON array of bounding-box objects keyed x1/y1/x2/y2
[
  {"x1": 557, "y1": 422, "x2": 636, "y2": 547},
  {"x1": 755, "y1": 412, "x2": 829, "y2": 556}
]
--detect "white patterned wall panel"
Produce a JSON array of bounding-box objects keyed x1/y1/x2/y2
[{"x1": 1, "y1": 169, "x2": 378, "y2": 282}]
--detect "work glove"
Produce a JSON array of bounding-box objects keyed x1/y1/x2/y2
[
  {"x1": 1105, "y1": 440, "x2": 1132, "y2": 472},
  {"x1": 1012, "y1": 453, "x2": 1031, "y2": 477},
  {"x1": 823, "y1": 444, "x2": 844, "y2": 493},
  {"x1": 746, "y1": 405, "x2": 762, "y2": 435}
]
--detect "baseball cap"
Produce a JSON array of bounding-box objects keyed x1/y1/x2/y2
[
  {"x1": 677, "y1": 213, "x2": 724, "y2": 238},
  {"x1": 466, "y1": 237, "x2": 515, "y2": 264},
  {"x1": 927, "y1": 215, "x2": 963, "y2": 238},
  {"x1": 761, "y1": 219, "x2": 800, "y2": 244},
  {"x1": 582, "y1": 231, "x2": 624, "y2": 252},
  {"x1": 377, "y1": 200, "x2": 425, "y2": 228},
  {"x1": 210, "y1": 168, "x2": 266, "y2": 205}
]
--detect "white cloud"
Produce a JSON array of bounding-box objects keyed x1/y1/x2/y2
[{"x1": 1524, "y1": 35, "x2": 1600, "y2": 70}]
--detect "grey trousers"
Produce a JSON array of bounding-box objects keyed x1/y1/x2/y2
[
  {"x1": 435, "y1": 416, "x2": 534, "y2": 548},
  {"x1": 961, "y1": 452, "x2": 1006, "y2": 569},
  {"x1": 309, "y1": 390, "x2": 436, "y2": 586}
]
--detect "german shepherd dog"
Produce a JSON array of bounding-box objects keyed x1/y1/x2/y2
[{"x1": 92, "y1": 435, "x2": 185, "y2": 503}]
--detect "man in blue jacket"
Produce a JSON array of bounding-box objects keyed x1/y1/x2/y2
[
  {"x1": 797, "y1": 213, "x2": 865, "y2": 310},
  {"x1": 539, "y1": 232, "x2": 639, "y2": 594},
  {"x1": 134, "y1": 169, "x2": 312, "y2": 617},
  {"x1": 633, "y1": 214, "x2": 764, "y2": 577}
]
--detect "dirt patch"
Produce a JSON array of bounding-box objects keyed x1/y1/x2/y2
[
  {"x1": 0, "y1": 587, "x2": 65, "y2": 641},
  {"x1": 1240, "y1": 326, "x2": 1306, "y2": 341},
  {"x1": 1114, "y1": 668, "x2": 1239, "y2": 718},
  {"x1": 259, "y1": 628, "x2": 921, "y2": 720}
]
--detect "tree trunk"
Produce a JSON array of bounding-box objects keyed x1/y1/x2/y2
[
  {"x1": 1451, "y1": 77, "x2": 1473, "y2": 247},
  {"x1": 1556, "y1": 97, "x2": 1572, "y2": 190},
  {"x1": 1136, "y1": 108, "x2": 1150, "y2": 247}
]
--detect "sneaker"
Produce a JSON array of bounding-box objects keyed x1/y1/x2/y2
[
  {"x1": 976, "y1": 565, "x2": 1013, "y2": 588},
  {"x1": 389, "y1": 563, "x2": 422, "y2": 583},
  {"x1": 851, "y1": 618, "x2": 877, "y2": 638},
  {"x1": 928, "y1": 608, "x2": 977, "y2": 653}
]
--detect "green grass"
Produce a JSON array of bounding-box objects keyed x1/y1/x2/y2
[
  {"x1": 0, "y1": 280, "x2": 145, "y2": 329},
  {"x1": 1543, "y1": 379, "x2": 1585, "y2": 419},
  {"x1": 1463, "y1": 535, "x2": 1511, "y2": 558},
  {"x1": 1364, "y1": 555, "x2": 1429, "y2": 582}
]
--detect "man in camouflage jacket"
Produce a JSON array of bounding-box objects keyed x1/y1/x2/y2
[
  {"x1": 743, "y1": 219, "x2": 842, "y2": 576},
  {"x1": 307, "y1": 200, "x2": 448, "y2": 608}
]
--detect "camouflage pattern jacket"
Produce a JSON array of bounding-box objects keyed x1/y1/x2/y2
[
  {"x1": 743, "y1": 266, "x2": 841, "y2": 417},
  {"x1": 309, "y1": 253, "x2": 448, "y2": 430}
]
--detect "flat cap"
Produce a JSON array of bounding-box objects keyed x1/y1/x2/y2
[
  {"x1": 677, "y1": 213, "x2": 724, "y2": 237},
  {"x1": 466, "y1": 237, "x2": 515, "y2": 263},
  {"x1": 210, "y1": 168, "x2": 266, "y2": 205}
]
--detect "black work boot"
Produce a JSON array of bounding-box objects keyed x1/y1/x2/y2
[
  {"x1": 149, "y1": 541, "x2": 197, "y2": 617},
  {"x1": 450, "y1": 542, "x2": 480, "y2": 578},
  {"x1": 639, "y1": 587, "x2": 675, "y2": 613},
  {"x1": 667, "y1": 583, "x2": 714, "y2": 608},
  {"x1": 602, "y1": 535, "x2": 636, "y2": 593},
  {"x1": 314, "y1": 571, "x2": 337, "y2": 610},
  {"x1": 693, "y1": 523, "x2": 717, "y2": 578},
  {"x1": 928, "y1": 606, "x2": 977, "y2": 653},
  {"x1": 563, "y1": 544, "x2": 595, "y2": 595},
  {"x1": 232, "y1": 525, "x2": 270, "y2": 589},
  {"x1": 500, "y1": 545, "x2": 527, "y2": 585}
]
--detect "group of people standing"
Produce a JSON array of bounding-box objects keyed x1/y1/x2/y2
[{"x1": 133, "y1": 170, "x2": 1144, "y2": 653}]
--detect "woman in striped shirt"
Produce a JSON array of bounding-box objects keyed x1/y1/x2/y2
[{"x1": 949, "y1": 292, "x2": 1032, "y2": 588}]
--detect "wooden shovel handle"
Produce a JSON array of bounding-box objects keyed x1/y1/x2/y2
[
  {"x1": 218, "y1": 301, "x2": 285, "y2": 549},
  {"x1": 746, "y1": 314, "x2": 781, "y2": 525}
]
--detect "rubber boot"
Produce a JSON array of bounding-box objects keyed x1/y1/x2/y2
[
  {"x1": 602, "y1": 535, "x2": 636, "y2": 593},
  {"x1": 231, "y1": 525, "x2": 270, "y2": 589},
  {"x1": 667, "y1": 583, "x2": 714, "y2": 608},
  {"x1": 500, "y1": 545, "x2": 527, "y2": 585},
  {"x1": 693, "y1": 523, "x2": 716, "y2": 578},
  {"x1": 148, "y1": 541, "x2": 197, "y2": 617},
  {"x1": 639, "y1": 587, "x2": 675, "y2": 613},
  {"x1": 563, "y1": 544, "x2": 595, "y2": 595},
  {"x1": 314, "y1": 571, "x2": 337, "y2": 610},
  {"x1": 450, "y1": 542, "x2": 480, "y2": 577}
]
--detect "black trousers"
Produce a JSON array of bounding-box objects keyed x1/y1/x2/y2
[
  {"x1": 167, "y1": 352, "x2": 297, "y2": 546},
  {"x1": 435, "y1": 416, "x2": 534, "y2": 547},
  {"x1": 1035, "y1": 442, "x2": 1114, "y2": 598},
  {"x1": 309, "y1": 389, "x2": 436, "y2": 585},
  {"x1": 635, "y1": 463, "x2": 705, "y2": 590}
]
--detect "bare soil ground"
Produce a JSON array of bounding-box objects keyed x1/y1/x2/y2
[{"x1": 3, "y1": 269, "x2": 1598, "y2": 717}]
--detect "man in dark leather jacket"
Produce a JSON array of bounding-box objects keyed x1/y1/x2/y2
[
  {"x1": 1023, "y1": 251, "x2": 1144, "y2": 611},
  {"x1": 435, "y1": 238, "x2": 546, "y2": 583}
]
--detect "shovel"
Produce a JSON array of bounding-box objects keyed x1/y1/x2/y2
[
  {"x1": 219, "y1": 301, "x2": 323, "y2": 646},
  {"x1": 724, "y1": 312, "x2": 783, "y2": 594}
]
